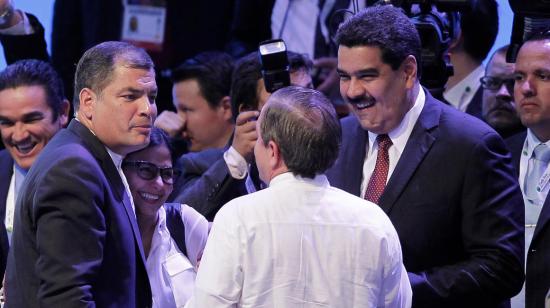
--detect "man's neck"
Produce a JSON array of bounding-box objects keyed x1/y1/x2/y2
[{"x1": 446, "y1": 52, "x2": 481, "y2": 90}]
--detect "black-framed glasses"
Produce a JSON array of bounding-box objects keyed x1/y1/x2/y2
[
  {"x1": 480, "y1": 76, "x2": 515, "y2": 92},
  {"x1": 122, "y1": 161, "x2": 180, "y2": 184}
]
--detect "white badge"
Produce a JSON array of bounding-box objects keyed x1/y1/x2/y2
[{"x1": 122, "y1": 0, "x2": 167, "y2": 52}]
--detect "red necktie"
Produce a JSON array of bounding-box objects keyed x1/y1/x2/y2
[{"x1": 365, "y1": 134, "x2": 392, "y2": 204}]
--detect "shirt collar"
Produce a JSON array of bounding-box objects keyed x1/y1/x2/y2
[
  {"x1": 105, "y1": 147, "x2": 125, "y2": 170},
  {"x1": 367, "y1": 86, "x2": 425, "y2": 156},
  {"x1": 524, "y1": 129, "x2": 550, "y2": 158},
  {"x1": 443, "y1": 65, "x2": 484, "y2": 110},
  {"x1": 269, "y1": 172, "x2": 330, "y2": 188}
]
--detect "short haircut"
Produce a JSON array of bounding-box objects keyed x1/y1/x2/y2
[
  {"x1": 259, "y1": 86, "x2": 341, "y2": 178},
  {"x1": 486, "y1": 44, "x2": 509, "y2": 72},
  {"x1": 0, "y1": 59, "x2": 65, "y2": 122},
  {"x1": 335, "y1": 5, "x2": 421, "y2": 71},
  {"x1": 171, "y1": 51, "x2": 234, "y2": 109},
  {"x1": 524, "y1": 27, "x2": 550, "y2": 44},
  {"x1": 73, "y1": 41, "x2": 154, "y2": 111},
  {"x1": 230, "y1": 50, "x2": 312, "y2": 116},
  {"x1": 129, "y1": 126, "x2": 177, "y2": 164},
  {"x1": 460, "y1": 0, "x2": 499, "y2": 62}
]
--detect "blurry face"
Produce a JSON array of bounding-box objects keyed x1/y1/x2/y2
[
  {"x1": 256, "y1": 68, "x2": 313, "y2": 111},
  {"x1": 172, "y1": 79, "x2": 231, "y2": 152},
  {"x1": 482, "y1": 52, "x2": 522, "y2": 133},
  {"x1": 514, "y1": 40, "x2": 550, "y2": 141},
  {"x1": 123, "y1": 145, "x2": 174, "y2": 217},
  {"x1": 0, "y1": 85, "x2": 68, "y2": 170},
  {"x1": 80, "y1": 65, "x2": 157, "y2": 155},
  {"x1": 338, "y1": 46, "x2": 416, "y2": 134}
]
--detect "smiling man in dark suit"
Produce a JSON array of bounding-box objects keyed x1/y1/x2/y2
[
  {"x1": 5, "y1": 41, "x2": 157, "y2": 307},
  {"x1": 327, "y1": 6, "x2": 524, "y2": 308}
]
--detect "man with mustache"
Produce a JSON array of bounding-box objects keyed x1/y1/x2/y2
[
  {"x1": 5, "y1": 41, "x2": 157, "y2": 307},
  {"x1": 326, "y1": 6, "x2": 524, "y2": 308},
  {"x1": 481, "y1": 45, "x2": 525, "y2": 138},
  {"x1": 505, "y1": 30, "x2": 550, "y2": 308}
]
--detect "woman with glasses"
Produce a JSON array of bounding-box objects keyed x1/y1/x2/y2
[{"x1": 122, "y1": 127, "x2": 209, "y2": 308}]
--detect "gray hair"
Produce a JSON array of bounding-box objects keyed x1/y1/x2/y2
[
  {"x1": 73, "y1": 41, "x2": 154, "y2": 111},
  {"x1": 259, "y1": 86, "x2": 341, "y2": 178}
]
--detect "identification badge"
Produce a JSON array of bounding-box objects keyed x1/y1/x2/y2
[{"x1": 122, "y1": 0, "x2": 167, "y2": 52}]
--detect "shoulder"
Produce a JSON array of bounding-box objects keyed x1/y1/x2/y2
[{"x1": 177, "y1": 148, "x2": 224, "y2": 169}]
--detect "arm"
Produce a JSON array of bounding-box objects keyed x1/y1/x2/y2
[
  {"x1": 186, "y1": 204, "x2": 242, "y2": 307},
  {"x1": 409, "y1": 132, "x2": 525, "y2": 306},
  {"x1": 181, "y1": 204, "x2": 209, "y2": 268},
  {"x1": 0, "y1": 8, "x2": 49, "y2": 63},
  {"x1": 34, "y1": 155, "x2": 107, "y2": 306}
]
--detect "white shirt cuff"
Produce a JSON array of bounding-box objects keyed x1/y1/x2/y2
[{"x1": 224, "y1": 146, "x2": 248, "y2": 179}]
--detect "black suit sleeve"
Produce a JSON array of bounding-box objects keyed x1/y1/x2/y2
[
  {"x1": 409, "y1": 131, "x2": 525, "y2": 307},
  {"x1": 0, "y1": 13, "x2": 49, "y2": 64},
  {"x1": 34, "y1": 155, "x2": 106, "y2": 306},
  {"x1": 169, "y1": 151, "x2": 247, "y2": 221}
]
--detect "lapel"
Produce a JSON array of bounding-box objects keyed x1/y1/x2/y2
[
  {"x1": 378, "y1": 91, "x2": 441, "y2": 214},
  {"x1": 67, "y1": 120, "x2": 147, "y2": 263},
  {"x1": 341, "y1": 117, "x2": 368, "y2": 196},
  {"x1": 533, "y1": 194, "x2": 550, "y2": 245}
]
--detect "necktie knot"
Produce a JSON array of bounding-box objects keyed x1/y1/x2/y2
[
  {"x1": 377, "y1": 134, "x2": 393, "y2": 151},
  {"x1": 533, "y1": 143, "x2": 550, "y2": 163}
]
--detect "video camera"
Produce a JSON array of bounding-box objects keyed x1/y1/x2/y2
[{"x1": 507, "y1": 0, "x2": 550, "y2": 62}]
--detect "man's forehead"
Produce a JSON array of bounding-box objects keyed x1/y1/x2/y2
[{"x1": 488, "y1": 54, "x2": 514, "y2": 75}]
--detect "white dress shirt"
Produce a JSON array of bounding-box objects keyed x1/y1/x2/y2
[
  {"x1": 148, "y1": 205, "x2": 209, "y2": 308},
  {"x1": 360, "y1": 87, "x2": 425, "y2": 198},
  {"x1": 443, "y1": 65, "x2": 484, "y2": 112},
  {"x1": 187, "y1": 172, "x2": 412, "y2": 308}
]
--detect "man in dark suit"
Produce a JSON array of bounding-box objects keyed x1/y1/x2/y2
[
  {"x1": 6, "y1": 41, "x2": 156, "y2": 307},
  {"x1": 326, "y1": 6, "x2": 524, "y2": 307},
  {"x1": 0, "y1": 60, "x2": 70, "y2": 289},
  {"x1": 505, "y1": 30, "x2": 550, "y2": 308},
  {"x1": 169, "y1": 51, "x2": 313, "y2": 221},
  {"x1": 443, "y1": 0, "x2": 499, "y2": 119}
]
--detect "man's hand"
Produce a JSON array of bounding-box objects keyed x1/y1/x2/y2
[
  {"x1": 154, "y1": 110, "x2": 185, "y2": 139},
  {"x1": 232, "y1": 111, "x2": 259, "y2": 162},
  {"x1": 0, "y1": 0, "x2": 20, "y2": 29}
]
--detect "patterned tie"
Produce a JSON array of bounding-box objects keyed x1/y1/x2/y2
[
  {"x1": 365, "y1": 134, "x2": 393, "y2": 204},
  {"x1": 525, "y1": 143, "x2": 550, "y2": 205}
]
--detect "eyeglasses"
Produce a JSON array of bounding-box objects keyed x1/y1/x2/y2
[
  {"x1": 480, "y1": 76, "x2": 515, "y2": 92},
  {"x1": 122, "y1": 161, "x2": 180, "y2": 184}
]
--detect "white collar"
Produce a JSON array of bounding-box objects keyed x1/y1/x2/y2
[{"x1": 443, "y1": 65, "x2": 484, "y2": 111}]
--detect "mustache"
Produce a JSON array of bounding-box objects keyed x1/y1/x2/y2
[{"x1": 346, "y1": 95, "x2": 376, "y2": 108}]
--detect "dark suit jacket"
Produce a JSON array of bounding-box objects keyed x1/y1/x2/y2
[
  {"x1": 5, "y1": 120, "x2": 152, "y2": 307},
  {"x1": 465, "y1": 86, "x2": 483, "y2": 120},
  {"x1": 327, "y1": 91, "x2": 525, "y2": 307},
  {"x1": 169, "y1": 148, "x2": 248, "y2": 221},
  {"x1": 0, "y1": 150, "x2": 12, "y2": 285},
  {"x1": 506, "y1": 131, "x2": 550, "y2": 308}
]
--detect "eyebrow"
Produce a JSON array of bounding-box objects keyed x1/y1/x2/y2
[
  {"x1": 118, "y1": 87, "x2": 158, "y2": 96},
  {"x1": 336, "y1": 68, "x2": 379, "y2": 76},
  {"x1": 0, "y1": 111, "x2": 46, "y2": 122}
]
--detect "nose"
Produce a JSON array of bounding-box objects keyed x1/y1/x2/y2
[
  {"x1": 496, "y1": 83, "x2": 512, "y2": 100},
  {"x1": 345, "y1": 78, "x2": 365, "y2": 100},
  {"x1": 139, "y1": 97, "x2": 157, "y2": 119},
  {"x1": 11, "y1": 122, "x2": 30, "y2": 142},
  {"x1": 519, "y1": 77, "x2": 536, "y2": 98}
]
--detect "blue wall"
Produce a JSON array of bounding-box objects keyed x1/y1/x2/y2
[{"x1": 0, "y1": 0, "x2": 514, "y2": 69}]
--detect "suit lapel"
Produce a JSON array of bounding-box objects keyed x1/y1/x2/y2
[
  {"x1": 532, "y1": 193, "x2": 550, "y2": 244},
  {"x1": 0, "y1": 151, "x2": 14, "y2": 222},
  {"x1": 342, "y1": 118, "x2": 368, "y2": 196},
  {"x1": 67, "y1": 120, "x2": 147, "y2": 263},
  {"x1": 378, "y1": 92, "x2": 441, "y2": 213}
]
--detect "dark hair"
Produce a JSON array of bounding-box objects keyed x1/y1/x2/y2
[
  {"x1": 230, "y1": 51, "x2": 313, "y2": 117},
  {"x1": 130, "y1": 126, "x2": 177, "y2": 164},
  {"x1": 335, "y1": 5, "x2": 421, "y2": 71},
  {"x1": 524, "y1": 27, "x2": 550, "y2": 44},
  {"x1": 0, "y1": 59, "x2": 65, "y2": 122},
  {"x1": 459, "y1": 0, "x2": 498, "y2": 62},
  {"x1": 259, "y1": 86, "x2": 341, "y2": 178},
  {"x1": 171, "y1": 51, "x2": 234, "y2": 109},
  {"x1": 74, "y1": 41, "x2": 154, "y2": 111}
]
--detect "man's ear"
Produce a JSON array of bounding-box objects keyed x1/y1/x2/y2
[
  {"x1": 58, "y1": 98, "x2": 71, "y2": 127},
  {"x1": 402, "y1": 55, "x2": 418, "y2": 89},
  {"x1": 78, "y1": 88, "x2": 96, "y2": 119},
  {"x1": 218, "y1": 96, "x2": 233, "y2": 121},
  {"x1": 268, "y1": 140, "x2": 283, "y2": 170}
]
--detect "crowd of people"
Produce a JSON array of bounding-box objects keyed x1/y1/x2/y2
[{"x1": 0, "y1": 0, "x2": 548, "y2": 308}]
